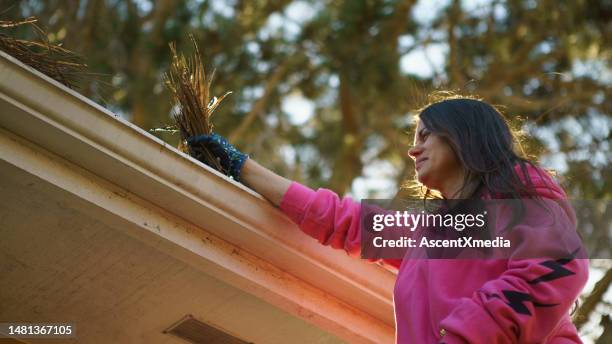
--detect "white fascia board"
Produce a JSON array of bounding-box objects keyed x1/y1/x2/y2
[{"x1": 0, "y1": 52, "x2": 397, "y2": 337}]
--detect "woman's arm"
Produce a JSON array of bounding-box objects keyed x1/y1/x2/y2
[
  {"x1": 242, "y1": 158, "x2": 365, "y2": 257},
  {"x1": 241, "y1": 159, "x2": 292, "y2": 207},
  {"x1": 241, "y1": 159, "x2": 403, "y2": 270},
  {"x1": 186, "y1": 135, "x2": 400, "y2": 268}
]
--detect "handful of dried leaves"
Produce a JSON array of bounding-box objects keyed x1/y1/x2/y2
[{"x1": 161, "y1": 35, "x2": 231, "y2": 174}]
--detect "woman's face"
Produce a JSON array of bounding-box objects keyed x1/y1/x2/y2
[{"x1": 407, "y1": 120, "x2": 464, "y2": 195}]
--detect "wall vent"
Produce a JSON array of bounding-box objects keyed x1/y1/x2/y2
[{"x1": 163, "y1": 315, "x2": 251, "y2": 344}]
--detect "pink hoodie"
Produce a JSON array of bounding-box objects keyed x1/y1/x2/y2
[{"x1": 279, "y1": 165, "x2": 588, "y2": 343}]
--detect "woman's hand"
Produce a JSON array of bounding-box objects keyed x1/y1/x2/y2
[
  {"x1": 187, "y1": 133, "x2": 248, "y2": 181},
  {"x1": 186, "y1": 133, "x2": 292, "y2": 207}
]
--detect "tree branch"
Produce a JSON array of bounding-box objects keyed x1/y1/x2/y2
[
  {"x1": 228, "y1": 60, "x2": 291, "y2": 143},
  {"x1": 573, "y1": 267, "x2": 612, "y2": 329},
  {"x1": 447, "y1": 0, "x2": 464, "y2": 87},
  {"x1": 328, "y1": 71, "x2": 364, "y2": 194}
]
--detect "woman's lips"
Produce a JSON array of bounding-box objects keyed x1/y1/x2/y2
[{"x1": 415, "y1": 158, "x2": 428, "y2": 170}]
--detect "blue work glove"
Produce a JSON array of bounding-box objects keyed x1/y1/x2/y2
[{"x1": 186, "y1": 133, "x2": 249, "y2": 182}]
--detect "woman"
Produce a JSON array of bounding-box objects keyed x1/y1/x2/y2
[{"x1": 187, "y1": 97, "x2": 588, "y2": 343}]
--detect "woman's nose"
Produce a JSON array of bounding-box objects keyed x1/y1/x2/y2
[{"x1": 407, "y1": 145, "x2": 422, "y2": 160}]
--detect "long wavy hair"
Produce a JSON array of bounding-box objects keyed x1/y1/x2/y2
[
  {"x1": 405, "y1": 94, "x2": 548, "y2": 200},
  {"x1": 401, "y1": 93, "x2": 563, "y2": 250}
]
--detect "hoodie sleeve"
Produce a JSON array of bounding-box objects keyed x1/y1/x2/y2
[
  {"x1": 279, "y1": 181, "x2": 402, "y2": 270},
  {"x1": 438, "y1": 198, "x2": 589, "y2": 344},
  {"x1": 439, "y1": 258, "x2": 588, "y2": 343}
]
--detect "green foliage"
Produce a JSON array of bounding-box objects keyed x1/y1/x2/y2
[{"x1": 2, "y1": 0, "x2": 609, "y2": 198}]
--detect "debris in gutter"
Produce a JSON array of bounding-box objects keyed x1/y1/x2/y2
[
  {"x1": 0, "y1": 16, "x2": 87, "y2": 89},
  {"x1": 155, "y1": 34, "x2": 232, "y2": 176}
]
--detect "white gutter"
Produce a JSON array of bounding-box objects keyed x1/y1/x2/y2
[{"x1": 0, "y1": 52, "x2": 397, "y2": 343}]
